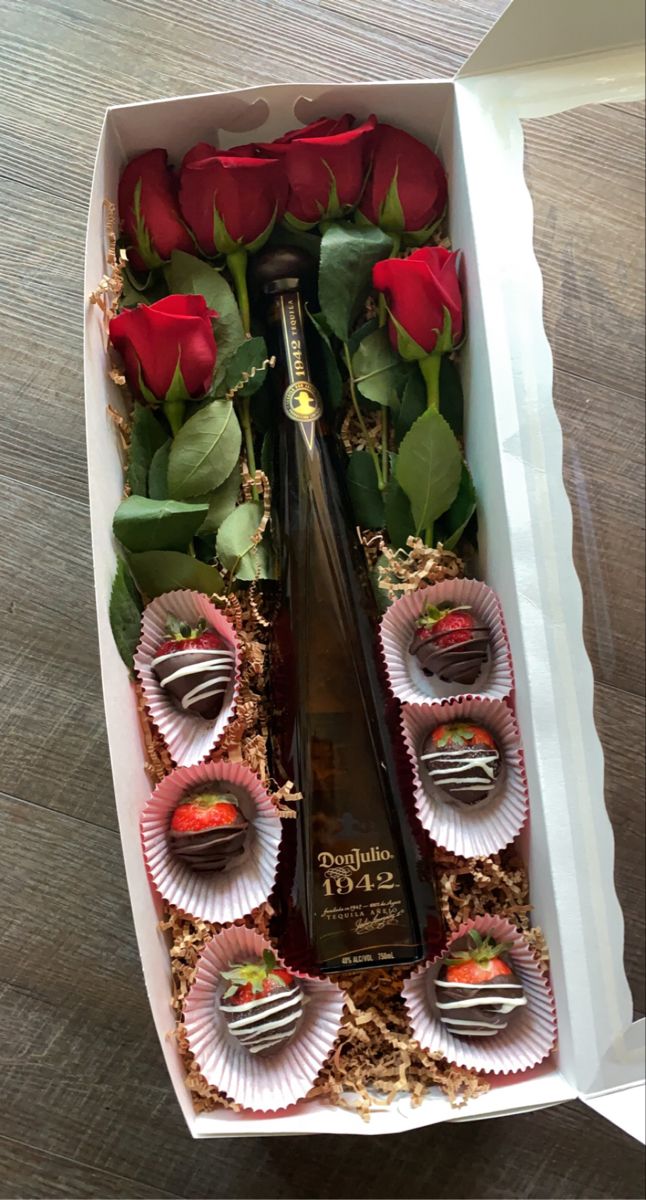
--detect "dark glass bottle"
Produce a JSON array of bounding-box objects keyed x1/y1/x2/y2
[{"x1": 265, "y1": 273, "x2": 431, "y2": 975}]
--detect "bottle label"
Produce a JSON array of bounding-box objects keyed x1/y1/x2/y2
[
  {"x1": 316, "y1": 843, "x2": 412, "y2": 965},
  {"x1": 283, "y1": 380, "x2": 323, "y2": 423},
  {"x1": 279, "y1": 291, "x2": 323, "y2": 426}
]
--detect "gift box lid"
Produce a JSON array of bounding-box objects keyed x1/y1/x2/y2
[
  {"x1": 454, "y1": 0, "x2": 645, "y2": 1145},
  {"x1": 458, "y1": 0, "x2": 645, "y2": 78}
]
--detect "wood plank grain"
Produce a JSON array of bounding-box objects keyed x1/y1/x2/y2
[
  {"x1": 522, "y1": 103, "x2": 645, "y2": 401},
  {"x1": 0, "y1": 1136, "x2": 177, "y2": 1200},
  {"x1": 524, "y1": 104, "x2": 645, "y2": 1017},
  {"x1": 594, "y1": 685, "x2": 645, "y2": 1016},
  {"x1": 321, "y1": 0, "x2": 508, "y2": 72},
  {"x1": 556, "y1": 368, "x2": 645, "y2": 698},
  {"x1": 0, "y1": 481, "x2": 115, "y2": 830}
]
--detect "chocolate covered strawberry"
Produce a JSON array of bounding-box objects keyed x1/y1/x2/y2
[
  {"x1": 420, "y1": 721, "x2": 501, "y2": 806},
  {"x1": 409, "y1": 603, "x2": 489, "y2": 685},
  {"x1": 151, "y1": 615, "x2": 234, "y2": 720},
  {"x1": 435, "y1": 929, "x2": 526, "y2": 1038},
  {"x1": 219, "y1": 949, "x2": 304, "y2": 1056},
  {"x1": 169, "y1": 790, "x2": 248, "y2": 871}
]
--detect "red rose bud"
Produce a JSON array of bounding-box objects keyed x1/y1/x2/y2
[
  {"x1": 358, "y1": 123, "x2": 447, "y2": 243},
  {"x1": 179, "y1": 143, "x2": 287, "y2": 256},
  {"x1": 118, "y1": 149, "x2": 194, "y2": 272},
  {"x1": 372, "y1": 247, "x2": 463, "y2": 360},
  {"x1": 265, "y1": 113, "x2": 355, "y2": 150},
  {"x1": 279, "y1": 114, "x2": 377, "y2": 229},
  {"x1": 109, "y1": 294, "x2": 218, "y2": 433}
]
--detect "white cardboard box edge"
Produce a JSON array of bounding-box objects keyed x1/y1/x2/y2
[{"x1": 83, "y1": 0, "x2": 645, "y2": 1141}]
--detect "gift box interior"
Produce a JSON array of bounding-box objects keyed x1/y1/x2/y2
[{"x1": 83, "y1": 0, "x2": 645, "y2": 1139}]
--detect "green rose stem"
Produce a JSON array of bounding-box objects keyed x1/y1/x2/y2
[
  {"x1": 419, "y1": 351, "x2": 442, "y2": 546},
  {"x1": 227, "y1": 247, "x2": 258, "y2": 500},
  {"x1": 164, "y1": 398, "x2": 185, "y2": 437},
  {"x1": 343, "y1": 343, "x2": 384, "y2": 491},
  {"x1": 419, "y1": 351, "x2": 441, "y2": 410},
  {"x1": 376, "y1": 235, "x2": 401, "y2": 484}
]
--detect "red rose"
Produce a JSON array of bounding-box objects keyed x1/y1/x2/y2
[
  {"x1": 109, "y1": 294, "x2": 217, "y2": 432},
  {"x1": 118, "y1": 149, "x2": 194, "y2": 272},
  {"x1": 273, "y1": 114, "x2": 377, "y2": 228},
  {"x1": 179, "y1": 143, "x2": 287, "y2": 256},
  {"x1": 358, "y1": 123, "x2": 447, "y2": 243},
  {"x1": 372, "y1": 247, "x2": 462, "y2": 360},
  {"x1": 267, "y1": 114, "x2": 355, "y2": 148}
]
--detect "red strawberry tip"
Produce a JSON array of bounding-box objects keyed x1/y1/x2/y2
[
  {"x1": 431, "y1": 722, "x2": 496, "y2": 751},
  {"x1": 417, "y1": 603, "x2": 471, "y2": 630},
  {"x1": 221, "y1": 950, "x2": 294, "y2": 1001}
]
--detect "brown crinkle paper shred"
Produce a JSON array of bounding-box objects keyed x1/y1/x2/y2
[{"x1": 138, "y1": 560, "x2": 546, "y2": 1121}]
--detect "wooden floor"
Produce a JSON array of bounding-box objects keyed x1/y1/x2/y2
[{"x1": 0, "y1": 1, "x2": 643, "y2": 1197}]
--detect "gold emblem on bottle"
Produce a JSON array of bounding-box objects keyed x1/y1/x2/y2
[{"x1": 284, "y1": 380, "x2": 323, "y2": 423}]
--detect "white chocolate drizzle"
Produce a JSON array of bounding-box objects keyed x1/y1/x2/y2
[
  {"x1": 220, "y1": 985, "x2": 303, "y2": 1054},
  {"x1": 152, "y1": 648, "x2": 234, "y2": 712}
]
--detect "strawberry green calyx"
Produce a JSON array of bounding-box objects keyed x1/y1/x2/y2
[
  {"x1": 177, "y1": 790, "x2": 237, "y2": 811},
  {"x1": 445, "y1": 929, "x2": 512, "y2": 967},
  {"x1": 221, "y1": 950, "x2": 284, "y2": 999},
  {"x1": 433, "y1": 723, "x2": 481, "y2": 750},
  {"x1": 417, "y1": 604, "x2": 471, "y2": 630},
  {"x1": 164, "y1": 615, "x2": 207, "y2": 642}
]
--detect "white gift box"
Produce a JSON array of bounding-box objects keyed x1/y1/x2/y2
[{"x1": 83, "y1": 0, "x2": 645, "y2": 1141}]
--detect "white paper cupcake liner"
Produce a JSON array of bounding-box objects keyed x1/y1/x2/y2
[
  {"x1": 183, "y1": 926, "x2": 345, "y2": 1112},
  {"x1": 141, "y1": 760, "x2": 283, "y2": 925},
  {"x1": 401, "y1": 697, "x2": 529, "y2": 857},
  {"x1": 380, "y1": 578, "x2": 514, "y2": 705},
  {"x1": 402, "y1": 914, "x2": 557, "y2": 1075},
  {"x1": 134, "y1": 589, "x2": 240, "y2": 767}
]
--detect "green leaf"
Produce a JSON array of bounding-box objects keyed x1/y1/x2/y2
[
  {"x1": 113, "y1": 495, "x2": 209, "y2": 554},
  {"x1": 384, "y1": 476, "x2": 415, "y2": 549},
  {"x1": 163, "y1": 251, "x2": 246, "y2": 388},
  {"x1": 346, "y1": 451, "x2": 385, "y2": 530},
  {"x1": 440, "y1": 356, "x2": 464, "y2": 437},
  {"x1": 352, "y1": 327, "x2": 405, "y2": 408},
  {"x1": 307, "y1": 309, "x2": 344, "y2": 411},
  {"x1": 109, "y1": 558, "x2": 143, "y2": 671},
  {"x1": 388, "y1": 310, "x2": 429, "y2": 362},
  {"x1": 126, "y1": 404, "x2": 167, "y2": 496},
  {"x1": 216, "y1": 501, "x2": 273, "y2": 581},
  {"x1": 132, "y1": 177, "x2": 164, "y2": 269},
  {"x1": 148, "y1": 440, "x2": 171, "y2": 500},
  {"x1": 120, "y1": 268, "x2": 169, "y2": 309},
  {"x1": 437, "y1": 462, "x2": 477, "y2": 551},
  {"x1": 127, "y1": 550, "x2": 224, "y2": 599},
  {"x1": 396, "y1": 408, "x2": 462, "y2": 533},
  {"x1": 394, "y1": 368, "x2": 426, "y2": 446},
  {"x1": 318, "y1": 224, "x2": 392, "y2": 343},
  {"x1": 224, "y1": 336, "x2": 270, "y2": 398},
  {"x1": 379, "y1": 170, "x2": 406, "y2": 233},
  {"x1": 347, "y1": 316, "x2": 378, "y2": 355},
  {"x1": 167, "y1": 401, "x2": 242, "y2": 500},
  {"x1": 198, "y1": 464, "x2": 241, "y2": 534}
]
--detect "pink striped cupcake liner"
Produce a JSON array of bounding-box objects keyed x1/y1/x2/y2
[
  {"x1": 403, "y1": 914, "x2": 557, "y2": 1075},
  {"x1": 141, "y1": 760, "x2": 283, "y2": 925},
  {"x1": 401, "y1": 697, "x2": 529, "y2": 857},
  {"x1": 380, "y1": 577, "x2": 514, "y2": 706},
  {"x1": 134, "y1": 589, "x2": 240, "y2": 767},
  {"x1": 183, "y1": 926, "x2": 345, "y2": 1112}
]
